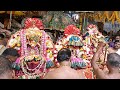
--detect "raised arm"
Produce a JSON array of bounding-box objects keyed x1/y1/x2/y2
[{"x1": 91, "y1": 42, "x2": 108, "y2": 79}]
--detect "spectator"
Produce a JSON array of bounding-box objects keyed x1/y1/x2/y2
[
  {"x1": 107, "y1": 35, "x2": 120, "y2": 55},
  {"x1": 115, "y1": 35, "x2": 120, "y2": 41},
  {"x1": 2, "y1": 48, "x2": 20, "y2": 62},
  {"x1": 0, "y1": 55, "x2": 14, "y2": 79},
  {"x1": 108, "y1": 38, "x2": 114, "y2": 48}
]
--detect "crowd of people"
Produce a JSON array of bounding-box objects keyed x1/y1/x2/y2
[{"x1": 0, "y1": 18, "x2": 120, "y2": 79}]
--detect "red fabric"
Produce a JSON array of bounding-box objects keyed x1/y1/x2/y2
[
  {"x1": 24, "y1": 18, "x2": 44, "y2": 29},
  {"x1": 64, "y1": 25, "x2": 80, "y2": 36},
  {"x1": 18, "y1": 50, "x2": 21, "y2": 56}
]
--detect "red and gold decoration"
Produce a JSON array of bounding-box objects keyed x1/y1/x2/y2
[{"x1": 7, "y1": 18, "x2": 54, "y2": 79}]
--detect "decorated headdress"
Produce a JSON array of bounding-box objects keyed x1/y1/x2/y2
[
  {"x1": 24, "y1": 18, "x2": 44, "y2": 29},
  {"x1": 64, "y1": 25, "x2": 80, "y2": 36},
  {"x1": 86, "y1": 24, "x2": 98, "y2": 35}
]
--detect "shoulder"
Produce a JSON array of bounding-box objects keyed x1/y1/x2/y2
[
  {"x1": 107, "y1": 47, "x2": 115, "y2": 53},
  {"x1": 43, "y1": 71, "x2": 55, "y2": 79},
  {"x1": 44, "y1": 68, "x2": 61, "y2": 79},
  {"x1": 77, "y1": 69, "x2": 86, "y2": 79}
]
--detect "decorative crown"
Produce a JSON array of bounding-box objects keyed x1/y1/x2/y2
[
  {"x1": 24, "y1": 18, "x2": 44, "y2": 29},
  {"x1": 64, "y1": 25, "x2": 80, "y2": 36}
]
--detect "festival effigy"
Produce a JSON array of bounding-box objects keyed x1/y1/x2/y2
[{"x1": 7, "y1": 18, "x2": 54, "y2": 79}]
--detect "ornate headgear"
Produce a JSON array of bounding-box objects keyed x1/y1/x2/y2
[
  {"x1": 64, "y1": 25, "x2": 80, "y2": 36},
  {"x1": 86, "y1": 24, "x2": 98, "y2": 34},
  {"x1": 67, "y1": 35, "x2": 84, "y2": 47},
  {"x1": 24, "y1": 18, "x2": 44, "y2": 29}
]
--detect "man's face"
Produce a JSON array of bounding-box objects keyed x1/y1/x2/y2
[
  {"x1": 115, "y1": 36, "x2": 120, "y2": 41},
  {"x1": 114, "y1": 42, "x2": 120, "y2": 49}
]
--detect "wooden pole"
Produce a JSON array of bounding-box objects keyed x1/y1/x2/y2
[{"x1": 9, "y1": 11, "x2": 12, "y2": 29}]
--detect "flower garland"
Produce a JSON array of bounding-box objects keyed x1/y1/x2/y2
[
  {"x1": 41, "y1": 30, "x2": 46, "y2": 57},
  {"x1": 21, "y1": 56, "x2": 45, "y2": 79},
  {"x1": 20, "y1": 29, "x2": 24, "y2": 56},
  {"x1": 41, "y1": 30, "x2": 54, "y2": 68}
]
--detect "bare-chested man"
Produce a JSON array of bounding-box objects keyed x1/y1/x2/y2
[
  {"x1": 44, "y1": 48, "x2": 85, "y2": 79},
  {"x1": 0, "y1": 55, "x2": 15, "y2": 79},
  {"x1": 91, "y1": 42, "x2": 120, "y2": 79}
]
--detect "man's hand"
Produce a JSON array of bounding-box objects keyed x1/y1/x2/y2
[
  {"x1": 91, "y1": 42, "x2": 108, "y2": 79},
  {"x1": 98, "y1": 42, "x2": 106, "y2": 48},
  {"x1": 96, "y1": 42, "x2": 106, "y2": 54}
]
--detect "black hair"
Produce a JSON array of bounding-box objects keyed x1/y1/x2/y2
[
  {"x1": 115, "y1": 40, "x2": 120, "y2": 43},
  {"x1": 107, "y1": 53, "x2": 120, "y2": 67},
  {"x1": 57, "y1": 48, "x2": 71, "y2": 63},
  {"x1": 2, "y1": 48, "x2": 20, "y2": 57},
  {"x1": 7, "y1": 29, "x2": 13, "y2": 32},
  {"x1": 102, "y1": 31, "x2": 108, "y2": 36},
  {"x1": 115, "y1": 34, "x2": 120, "y2": 39},
  {"x1": 0, "y1": 33, "x2": 5, "y2": 39},
  {"x1": 2, "y1": 40, "x2": 7, "y2": 46},
  {"x1": 0, "y1": 55, "x2": 12, "y2": 75}
]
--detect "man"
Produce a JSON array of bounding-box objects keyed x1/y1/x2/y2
[
  {"x1": 107, "y1": 34, "x2": 120, "y2": 55},
  {"x1": 107, "y1": 40, "x2": 120, "y2": 55},
  {"x1": 91, "y1": 42, "x2": 120, "y2": 79},
  {"x1": 0, "y1": 55, "x2": 15, "y2": 79},
  {"x1": 0, "y1": 33, "x2": 7, "y2": 55},
  {"x1": 2, "y1": 48, "x2": 20, "y2": 62},
  {"x1": 115, "y1": 35, "x2": 120, "y2": 41},
  {"x1": 44, "y1": 48, "x2": 85, "y2": 79}
]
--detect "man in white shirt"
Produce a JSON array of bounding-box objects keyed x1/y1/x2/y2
[
  {"x1": 107, "y1": 37, "x2": 120, "y2": 55},
  {"x1": 115, "y1": 41, "x2": 120, "y2": 55}
]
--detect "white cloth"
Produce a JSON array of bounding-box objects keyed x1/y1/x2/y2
[
  {"x1": 0, "y1": 45, "x2": 6, "y2": 55},
  {"x1": 116, "y1": 49, "x2": 120, "y2": 55}
]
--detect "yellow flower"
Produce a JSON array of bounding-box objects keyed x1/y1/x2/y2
[
  {"x1": 47, "y1": 50, "x2": 50, "y2": 53},
  {"x1": 82, "y1": 54, "x2": 87, "y2": 59},
  {"x1": 80, "y1": 48, "x2": 84, "y2": 51},
  {"x1": 49, "y1": 54, "x2": 53, "y2": 58},
  {"x1": 17, "y1": 43, "x2": 21, "y2": 47}
]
